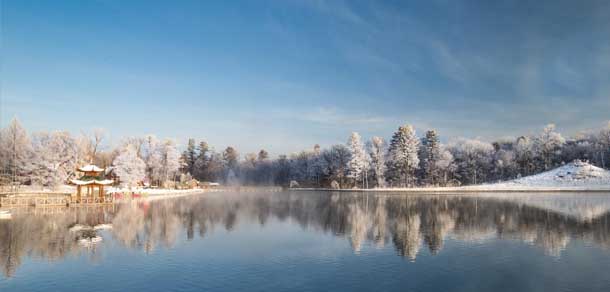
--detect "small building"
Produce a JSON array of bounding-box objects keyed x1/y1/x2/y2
[{"x1": 70, "y1": 165, "x2": 114, "y2": 203}]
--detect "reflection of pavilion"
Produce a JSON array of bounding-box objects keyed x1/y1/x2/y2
[{"x1": 70, "y1": 165, "x2": 113, "y2": 204}]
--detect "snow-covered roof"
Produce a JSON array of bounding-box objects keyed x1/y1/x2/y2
[
  {"x1": 70, "y1": 179, "x2": 114, "y2": 186},
  {"x1": 78, "y1": 165, "x2": 105, "y2": 172}
]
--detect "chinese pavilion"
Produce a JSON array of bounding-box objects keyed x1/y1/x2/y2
[{"x1": 70, "y1": 164, "x2": 114, "y2": 203}]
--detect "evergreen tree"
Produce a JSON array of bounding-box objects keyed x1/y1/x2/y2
[
  {"x1": 421, "y1": 130, "x2": 441, "y2": 186},
  {"x1": 385, "y1": 125, "x2": 420, "y2": 187},
  {"x1": 222, "y1": 146, "x2": 239, "y2": 181},
  {"x1": 193, "y1": 141, "x2": 210, "y2": 181},
  {"x1": 181, "y1": 138, "x2": 197, "y2": 175},
  {"x1": 347, "y1": 132, "x2": 369, "y2": 188}
]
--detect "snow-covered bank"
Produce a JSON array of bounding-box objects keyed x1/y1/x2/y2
[{"x1": 294, "y1": 161, "x2": 610, "y2": 192}]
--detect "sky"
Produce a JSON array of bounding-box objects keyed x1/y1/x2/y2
[{"x1": 1, "y1": 0, "x2": 610, "y2": 155}]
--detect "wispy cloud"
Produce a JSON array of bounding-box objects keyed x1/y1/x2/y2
[{"x1": 299, "y1": 107, "x2": 387, "y2": 125}]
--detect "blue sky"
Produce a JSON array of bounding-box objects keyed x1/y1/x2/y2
[{"x1": 1, "y1": 0, "x2": 610, "y2": 155}]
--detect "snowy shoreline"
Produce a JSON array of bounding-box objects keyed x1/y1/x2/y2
[
  {"x1": 290, "y1": 187, "x2": 610, "y2": 193},
  {"x1": 293, "y1": 161, "x2": 610, "y2": 193}
]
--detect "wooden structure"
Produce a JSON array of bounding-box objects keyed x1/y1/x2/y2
[
  {"x1": 70, "y1": 165, "x2": 114, "y2": 204},
  {"x1": 0, "y1": 192, "x2": 71, "y2": 207}
]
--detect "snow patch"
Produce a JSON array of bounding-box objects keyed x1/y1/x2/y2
[{"x1": 491, "y1": 161, "x2": 610, "y2": 188}]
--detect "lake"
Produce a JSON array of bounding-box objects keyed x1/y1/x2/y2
[{"x1": 2, "y1": 191, "x2": 610, "y2": 292}]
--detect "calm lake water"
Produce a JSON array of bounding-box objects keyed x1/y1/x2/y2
[{"x1": 2, "y1": 191, "x2": 610, "y2": 292}]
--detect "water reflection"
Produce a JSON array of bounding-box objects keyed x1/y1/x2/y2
[{"x1": 2, "y1": 192, "x2": 610, "y2": 277}]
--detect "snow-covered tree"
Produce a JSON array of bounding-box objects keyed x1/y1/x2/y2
[
  {"x1": 515, "y1": 136, "x2": 535, "y2": 176},
  {"x1": 347, "y1": 132, "x2": 369, "y2": 188},
  {"x1": 29, "y1": 131, "x2": 79, "y2": 187},
  {"x1": 490, "y1": 141, "x2": 517, "y2": 181},
  {"x1": 113, "y1": 144, "x2": 146, "y2": 188},
  {"x1": 421, "y1": 130, "x2": 441, "y2": 186},
  {"x1": 598, "y1": 121, "x2": 610, "y2": 169},
  {"x1": 385, "y1": 125, "x2": 420, "y2": 187},
  {"x1": 141, "y1": 135, "x2": 162, "y2": 185},
  {"x1": 436, "y1": 148, "x2": 455, "y2": 186},
  {"x1": 0, "y1": 118, "x2": 32, "y2": 186},
  {"x1": 159, "y1": 139, "x2": 181, "y2": 184},
  {"x1": 368, "y1": 136, "x2": 386, "y2": 188},
  {"x1": 307, "y1": 145, "x2": 327, "y2": 187},
  {"x1": 322, "y1": 144, "x2": 351, "y2": 188},
  {"x1": 448, "y1": 138, "x2": 493, "y2": 185},
  {"x1": 535, "y1": 124, "x2": 565, "y2": 170}
]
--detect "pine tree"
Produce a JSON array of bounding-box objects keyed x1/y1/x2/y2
[
  {"x1": 385, "y1": 125, "x2": 420, "y2": 187},
  {"x1": 223, "y1": 146, "x2": 239, "y2": 182},
  {"x1": 181, "y1": 138, "x2": 197, "y2": 175},
  {"x1": 193, "y1": 141, "x2": 210, "y2": 181},
  {"x1": 421, "y1": 130, "x2": 441, "y2": 186},
  {"x1": 347, "y1": 132, "x2": 369, "y2": 188}
]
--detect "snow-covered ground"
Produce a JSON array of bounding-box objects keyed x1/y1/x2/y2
[{"x1": 474, "y1": 161, "x2": 610, "y2": 191}]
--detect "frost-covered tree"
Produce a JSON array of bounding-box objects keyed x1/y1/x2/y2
[
  {"x1": 490, "y1": 141, "x2": 517, "y2": 181},
  {"x1": 421, "y1": 130, "x2": 441, "y2": 186},
  {"x1": 535, "y1": 124, "x2": 565, "y2": 170},
  {"x1": 598, "y1": 122, "x2": 610, "y2": 169},
  {"x1": 0, "y1": 118, "x2": 32, "y2": 186},
  {"x1": 113, "y1": 144, "x2": 146, "y2": 188},
  {"x1": 141, "y1": 135, "x2": 162, "y2": 185},
  {"x1": 448, "y1": 138, "x2": 493, "y2": 185},
  {"x1": 347, "y1": 132, "x2": 369, "y2": 188},
  {"x1": 159, "y1": 139, "x2": 181, "y2": 184},
  {"x1": 368, "y1": 136, "x2": 386, "y2": 188},
  {"x1": 29, "y1": 131, "x2": 79, "y2": 187},
  {"x1": 385, "y1": 125, "x2": 420, "y2": 187},
  {"x1": 307, "y1": 145, "x2": 327, "y2": 187},
  {"x1": 322, "y1": 144, "x2": 351, "y2": 188},
  {"x1": 515, "y1": 136, "x2": 535, "y2": 177},
  {"x1": 436, "y1": 148, "x2": 455, "y2": 186}
]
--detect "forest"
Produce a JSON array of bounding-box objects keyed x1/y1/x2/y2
[{"x1": 1, "y1": 118, "x2": 609, "y2": 189}]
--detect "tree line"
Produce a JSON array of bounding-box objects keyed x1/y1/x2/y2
[{"x1": 1, "y1": 118, "x2": 609, "y2": 189}]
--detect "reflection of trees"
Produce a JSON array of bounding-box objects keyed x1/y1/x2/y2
[
  {"x1": 392, "y1": 213, "x2": 421, "y2": 261},
  {"x1": 0, "y1": 206, "x2": 114, "y2": 277},
  {"x1": 3, "y1": 192, "x2": 610, "y2": 277}
]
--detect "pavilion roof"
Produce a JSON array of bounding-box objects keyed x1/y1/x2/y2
[
  {"x1": 70, "y1": 179, "x2": 114, "y2": 186},
  {"x1": 78, "y1": 164, "x2": 105, "y2": 172}
]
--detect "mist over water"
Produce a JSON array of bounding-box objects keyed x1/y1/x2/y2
[{"x1": 2, "y1": 191, "x2": 610, "y2": 291}]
